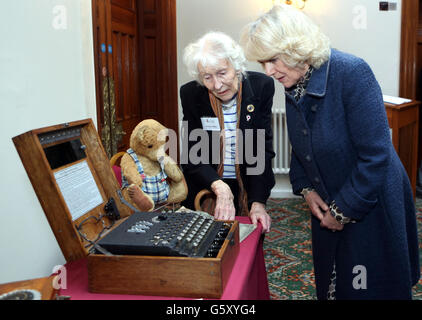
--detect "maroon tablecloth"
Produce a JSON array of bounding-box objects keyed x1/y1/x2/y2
[{"x1": 59, "y1": 216, "x2": 269, "y2": 300}]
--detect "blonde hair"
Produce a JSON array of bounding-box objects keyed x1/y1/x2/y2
[
  {"x1": 240, "y1": 4, "x2": 330, "y2": 69},
  {"x1": 183, "y1": 31, "x2": 247, "y2": 84}
]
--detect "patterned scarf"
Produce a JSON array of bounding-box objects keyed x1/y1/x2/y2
[
  {"x1": 286, "y1": 66, "x2": 314, "y2": 101},
  {"x1": 208, "y1": 81, "x2": 249, "y2": 216}
]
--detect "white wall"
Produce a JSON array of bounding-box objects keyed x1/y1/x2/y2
[
  {"x1": 0, "y1": 0, "x2": 96, "y2": 283},
  {"x1": 303, "y1": 0, "x2": 402, "y2": 96},
  {"x1": 176, "y1": 0, "x2": 402, "y2": 197}
]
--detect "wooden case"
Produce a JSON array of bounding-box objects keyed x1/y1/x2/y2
[{"x1": 12, "y1": 119, "x2": 239, "y2": 298}]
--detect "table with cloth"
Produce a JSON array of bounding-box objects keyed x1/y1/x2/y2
[{"x1": 59, "y1": 216, "x2": 270, "y2": 300}]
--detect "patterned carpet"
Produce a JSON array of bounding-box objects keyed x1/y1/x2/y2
[{"x1": 263, "y1": 197, "x2": 422, "y2": 300}]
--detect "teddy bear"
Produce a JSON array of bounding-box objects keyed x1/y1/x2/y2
[{"x1": 120, "y1": 119, "x2": 188, "y2": 212}]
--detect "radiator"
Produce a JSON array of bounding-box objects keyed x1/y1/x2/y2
[{"x1": 271, "y1": 109, "x2": 291, "y2": 174}]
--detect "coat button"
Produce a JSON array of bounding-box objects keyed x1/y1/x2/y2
[
  {"x1": 314, "y1": 177, "x2": 320, "y2": 183},
  {"x1": 311, "y1": 105, "x2": 318, "y2": 112},
  {"x1": 302, "y1": 129, "x2": 308, "y2": 136},
  {"x1": 306, "y1": 155, "x2": 312, "y2": 162}
]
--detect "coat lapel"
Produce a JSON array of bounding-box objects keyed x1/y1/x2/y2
[
  {"x1": 196, "y1": 85, "x2": 216, "y2": 117},
  {"x1": 305, "y1": 50, "x2": 332, "y2": 98},
  {"x1": 239, "y1": 75, "x2": 260, "y2": 129}
]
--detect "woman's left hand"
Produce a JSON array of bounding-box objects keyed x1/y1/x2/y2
[
  {"x1": 320, "y1": 210, "x2": 344, "y2": 232},
  {"x1": 249, "y1": 202, "x2": 271, "y2": 233}
]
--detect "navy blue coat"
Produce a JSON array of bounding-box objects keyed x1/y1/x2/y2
[{"x1": 287, "y1": 49, "x2": 420, "y2": 299}]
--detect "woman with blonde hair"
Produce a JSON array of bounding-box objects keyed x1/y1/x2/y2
[{"x1": 241, "y1": 4, "x2": 420, "y2": 299}]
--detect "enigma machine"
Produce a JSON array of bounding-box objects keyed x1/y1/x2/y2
[
  {"x1": 13, "y1": 119, "x2": 239, "y2": 298},
  {"x1": 96, "y1": 210, "x2": 233, "y2": 258}
]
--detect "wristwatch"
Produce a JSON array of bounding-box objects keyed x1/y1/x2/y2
[
  {"x1": 300, "y1": 187, "x2": 314, "y2": 198},
  {"x1": 329, "y1": 200, "x2": 353, "y2": 225}
]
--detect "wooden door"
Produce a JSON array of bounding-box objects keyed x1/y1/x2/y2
[
  {"x1": 92, "y1": 0, "x2": 178, "y2": 158},
  {"x1": 137, "y1": 0, "x2": 178, "y2": 132},
  {"x1": 399, "y1": 0, "x2": 420, "y2": 100},
  {"x1": 399, "y1": 0, "x2": 422, "y2": 184}
]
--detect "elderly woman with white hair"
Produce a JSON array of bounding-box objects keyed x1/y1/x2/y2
[
  {"x1": 240, "y1": 4, "x2": 420, "y2": 299},
  {"x1": 180, "y1": 31, "x2": 275, "y2": 233}
]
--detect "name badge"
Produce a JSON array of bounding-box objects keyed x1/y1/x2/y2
[{"x1": 201, "y1": 117, "x2": 220, "y2": 131}]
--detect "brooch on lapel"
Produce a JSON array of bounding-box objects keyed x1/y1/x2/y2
[{"x1": 246, "y1": 104, "x2": 255, "y2": 122}]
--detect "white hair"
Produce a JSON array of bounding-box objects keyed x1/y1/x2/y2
[
  {"x1": 183, "y1": 31, "x2": 247, "y2": 84},
  {"x1": 240, "y1": 4, "x2": 331, "y2": 69}
]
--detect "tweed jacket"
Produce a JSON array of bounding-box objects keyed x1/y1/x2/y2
[
  {"x1": 180, "y1": 71, "x2": 276, "y2": 211},
  {"x1": 287, "y1": 48, "x2": 420, "y2": 299}
]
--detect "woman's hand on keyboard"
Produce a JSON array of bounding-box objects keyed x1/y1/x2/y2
[{"x1": 211, "y1": 180, "x2": 236, "y2": 221}]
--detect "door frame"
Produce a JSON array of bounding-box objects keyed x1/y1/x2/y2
[
  {"x1": 399, "y1": 0, "x2": 419, "y2": 99},
  {"x1": 399, "y1": 0, "x2": 422, "y2": 178}
]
